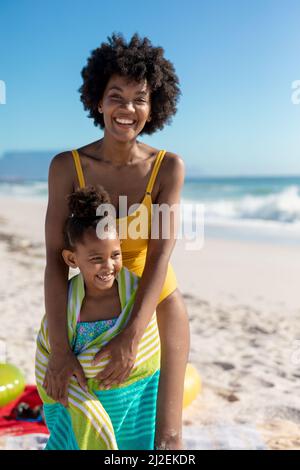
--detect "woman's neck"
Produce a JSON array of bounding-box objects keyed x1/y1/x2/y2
[{"x1": 96, "y1": 133, "x2": 142, "y2": 167}]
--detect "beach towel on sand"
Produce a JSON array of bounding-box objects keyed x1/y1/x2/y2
[{"x1": 35, "y1": 266, "x2": 161, "y2": 450}]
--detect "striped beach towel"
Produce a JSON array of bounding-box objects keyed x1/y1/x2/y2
[{"x1": 35, "y1": 266, "x2": 161, "y2": 450}]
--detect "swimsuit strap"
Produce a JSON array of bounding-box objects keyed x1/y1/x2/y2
[
  {"x1": 145, "y1": 150, "x2": 167, "y2": 195},
  {"x1": 71, "y1": 148, "x2": 167, "y2": 194},
  {"x1": 71, "y1": 149, "x2": 86, "y2": 188}
]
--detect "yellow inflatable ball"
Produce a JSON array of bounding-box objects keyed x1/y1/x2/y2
[
  {"x1": 183, "y1": 363, "x2": 202, "y2": 409},
  {"x1": 0, "y1": 363, "x2": 26, "y2": 407}
]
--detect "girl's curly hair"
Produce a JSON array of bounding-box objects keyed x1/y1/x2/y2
[
  {"x1": 63, "y1": 185, "x2": 112, "y2": 249},
  {"x1": 78, "y1": 32, "x2": 181, "y2": 135}
]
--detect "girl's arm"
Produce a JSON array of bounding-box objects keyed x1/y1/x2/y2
[{"x1": 42, "y1": 153, "x2": 87, "y2": 406}]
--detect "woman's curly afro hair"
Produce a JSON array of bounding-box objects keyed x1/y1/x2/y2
[{"x1": 78, "y1": 32, "x2": 181, "y2": 135}]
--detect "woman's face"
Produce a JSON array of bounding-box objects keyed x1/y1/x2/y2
[
  {"x1": 63, "y1": 227, "x2": 122, "y2": 293},
  {"x1": 99, "y1": 74, "x2": 151, "y2": 140}
]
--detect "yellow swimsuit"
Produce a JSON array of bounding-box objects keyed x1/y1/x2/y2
[{"x1": 71, "y1": 148, "x2": 178, "y2": 304}]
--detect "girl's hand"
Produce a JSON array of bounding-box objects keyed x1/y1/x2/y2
[
  {"x1": 92, "y1": 329, "x2": 140, "y2": 388},
  {"x1": 43, "y1": 349, "x2": 88, "y2": 407}
]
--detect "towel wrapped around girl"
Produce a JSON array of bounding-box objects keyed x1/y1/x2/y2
[{"x1": 35, "y1": 265, "x2": 161, "y2": 450}]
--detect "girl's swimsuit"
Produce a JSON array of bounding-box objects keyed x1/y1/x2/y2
[
  {"x1": 71, "y1": 148, "x2": 178, "y2": 304},
  {"x1": 73, "y1": 315, "x2": 119, "y2": 355}
]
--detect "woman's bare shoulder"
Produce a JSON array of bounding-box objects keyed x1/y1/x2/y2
[
  {"x1": 49, "y1": 150, "x2": 74, "y2": 170},
  {"x1": 48, "y1": 150, "x2": 76, "y2": 189},
  {"x1": 160, "y1": 150, "x2": 185, "y2": 186},
  {"x1": 141, "y1": 140, "x2": 184, "y2": 171},
  {"x1": 141, "y1": 142, "x2": 184, "y2": 169},
  {"x1": 149, "y1": 148, "x2": 185, "y2": 203},
  {"x1": 164, "y1": 150, "x2": 184, "y2": 168}
]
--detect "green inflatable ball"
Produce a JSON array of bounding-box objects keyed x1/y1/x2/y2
[{"x1": 0, "y1": 363, "x2": 26, "y2": 407}]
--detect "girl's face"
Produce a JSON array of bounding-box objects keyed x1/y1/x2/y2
[
  {"x1": 62, "y1": 227, "x2": 122, "y2": 293},
  {"x1": 99, "y1": 74, "x2": 151, "y2": 141}
]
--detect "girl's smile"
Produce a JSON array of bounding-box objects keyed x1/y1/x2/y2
[{"x1": 95, "y1": 271, "x2": 116, "y2": 285}]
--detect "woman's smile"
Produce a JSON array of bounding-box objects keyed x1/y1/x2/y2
[{"x1": 113, "y1": 117, "x2": 137, "y2": 129}]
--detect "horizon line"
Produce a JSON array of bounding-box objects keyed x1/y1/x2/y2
[{"x1": 1, "y1": 149, "x2": 300, "y2": 180}]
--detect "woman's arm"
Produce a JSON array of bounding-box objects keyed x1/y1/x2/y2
[
  {"x1": 44, "y1": 153, "x2": 72, "y2": 351},
  {"x1": 125, "y1": 153, "x2": 185, "y2": 335},
  {"x1": 93, "y1": 153, "x2": 185, "y2": 381},
  {"x1": 42, "y1": 153, "x2": 87, "y2": 405}
]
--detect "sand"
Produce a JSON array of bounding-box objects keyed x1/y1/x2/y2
[{"x1": 0, "y1": 195, "x2": 300, "y2": 450}]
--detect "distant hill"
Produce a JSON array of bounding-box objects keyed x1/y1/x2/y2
[{"x1": 0, "y1": 150, "x2": 60, "y2": 181}]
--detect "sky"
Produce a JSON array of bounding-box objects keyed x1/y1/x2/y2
[{"x1": 0, "y1": 0, "x2": 300, "y2": 176}]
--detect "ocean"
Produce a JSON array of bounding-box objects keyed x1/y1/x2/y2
[
  {"x1": 1, "y1": 176, "x2": 300, "y2": 245},
  {"x1": 182, "y1": 176, "x2": 300, "y2": 245}
]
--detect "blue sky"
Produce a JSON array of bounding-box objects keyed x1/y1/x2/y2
[{"x1": 0, "y1": 0, "x2": 300, "y2": 176}]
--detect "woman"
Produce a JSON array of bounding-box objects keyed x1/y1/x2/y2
[{"x1": 43, "y1": 32, "x2": 190, "y2": 450}]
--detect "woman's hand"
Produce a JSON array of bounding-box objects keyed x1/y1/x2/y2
[
  {"x1": 43, "y1": 349, "x2": 88, "y2": 407},
  {"x1": 92, "y1": 328, "x2": 140, "y2": 388}
]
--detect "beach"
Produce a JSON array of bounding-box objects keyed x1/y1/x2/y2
[{"x1": 1, "y1": 195, "x2": 300, "y2": 450}]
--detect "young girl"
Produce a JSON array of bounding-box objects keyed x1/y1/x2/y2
[{"x1": 35, "y1": 185, "x2": 161, "y2": 450}]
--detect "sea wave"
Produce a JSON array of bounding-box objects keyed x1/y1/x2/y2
[
  {"x1": 0, "y1": 180, "x2": 48, "y2": 198},
  {"x1": 182, "y1": 185, "x2": 300, "y2": 225},
  {"x1": 2, "y1": 180, "x2": 300, "y2": 228}
]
